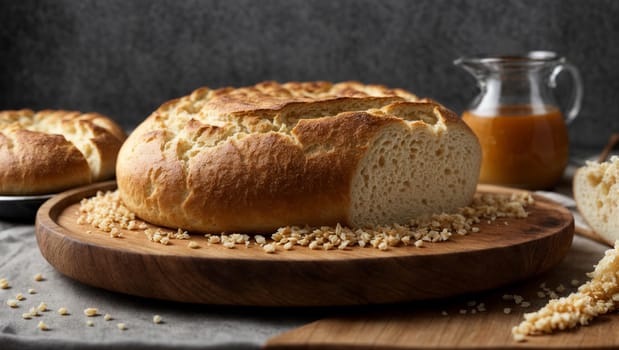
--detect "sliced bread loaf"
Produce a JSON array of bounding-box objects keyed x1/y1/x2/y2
[
  {"x1": 574, "y1": 156, "x2": 619, "y2": 245},
  {"x1": 116, "y1": 81, "x2": 481, "y2": 233}
]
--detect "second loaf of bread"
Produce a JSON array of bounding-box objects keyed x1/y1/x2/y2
[{"x1": 116, "y1": 81, "x2": 481, "y2": 233}]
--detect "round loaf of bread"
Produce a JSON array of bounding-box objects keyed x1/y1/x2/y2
[
  {"x1": 117, "y1": 81, "x2": 481, "y2": 233},
  {"x1": 574, "y1": 156, "x2": 619, "y2": 245},
  {"x1": 0, "y1": 109, "x2": 126, "y2": 195}
]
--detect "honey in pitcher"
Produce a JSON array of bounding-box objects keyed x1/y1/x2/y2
[{"x1": 462, "y1": 105, "x2": 569, "y2": 190}]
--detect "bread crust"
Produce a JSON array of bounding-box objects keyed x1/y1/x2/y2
[
  {"x1": 117, "y1": 81, "x2": 479, "y2": 232},
  {"x1": 0, "y1": 109, "x2": 126, "y2": 195}
]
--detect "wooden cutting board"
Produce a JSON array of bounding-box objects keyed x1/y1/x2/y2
[
  {"x1": 35, "y1": 181, "x2": 573, "y2": 306},
  {"x1": 265, "y1": 235, "x2": 617, "y2": 349}
]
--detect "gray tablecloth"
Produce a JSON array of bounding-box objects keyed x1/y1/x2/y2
[{"x1": 0, "y1": 221, "x2": 321, "y2": 350}]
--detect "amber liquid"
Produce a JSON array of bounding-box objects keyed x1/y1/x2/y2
[{"x1": 462, "y1": 106, "x2": 569, "y2": 190}]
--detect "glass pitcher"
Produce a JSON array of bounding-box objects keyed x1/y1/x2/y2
[{"x1": 454, "y1": 51, "x2": 583, "y2": 190}]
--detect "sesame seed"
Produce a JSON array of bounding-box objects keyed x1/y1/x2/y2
[
  {"x1": 513, "y1": 295, "x2": 524, "y2": 304},
  {"x1": 27, "y1": 288, "x2": 35, "y2": 294},
  {"x1": 22, "y1": 313, "x2": 32, "y2": 319},
  {"x1": 459, "y1": 309, "x2": 467, "y2": 314},
  {"x1": 570, "y1": 279, "x2": 580, "y2": 286},
  {"x1": 153, "y1": 315, "x2": 162, "y2": 324},
  {"x1": 104, "y1": 314, "x2": 112, "y2": 321},
  {"x1": 33, "y1": 273, "x2": 44, "y2": 282},
  {"x1": 28, "y1": 307, "x2": 38, "y2": 317},
  {"x1": 223, "y1": 241, "x2": 235, "y2": 249},
  {"x1": 263, "y1": 243, "x2": 276, "y2": 254},
  {"x1": 520, "y1": 302, "x2": 531, "y2": 308},
  {"x1": 37, "y1": 302, "x2": 47, "y2": 312},
  {"x1": 37, "y1": 321, "x2": 49, "y2": 331},
  {"x1": 187, "y1": 241, "x2": 199, "y2": 249},
  {"x1": 467, "y1": 301, "x2": 476, "y2": 307},
  {"x1": 15, "y1": 293, "x2": 24, "y2": 301},
  {"x1": 503, "y1": 308, "x2": 512, "y2": 314},
  {"x1": 441, "y1": 310, "x2": 448, "y2": 316},
  {"x1": 537, "y1": 291, "x2": 546, "y2": 298},
  {"x1": 414, "y1": 240, "x2": 424, "y2": 248},
  {"x1": 117, "y1": 323, "x2": 127, "y2": 331},
  {"x1": 0, "y1": 278, "x2": 9, "y2": 289},
  {"x1": 57, "y1": 307, "x2": 69, "y2": 315},
  {"x1": 86, "y1": 320, "x2": 94, "y2": 327},
  {"x1": 7, "y1": 299, "x2": 18, "y2": 308},
  {"x1": 84, "y1": 308, "x2": 98, "y2": 317}
]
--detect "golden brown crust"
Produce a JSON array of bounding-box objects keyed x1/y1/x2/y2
[
  {"x1": 0, "y1": 109, "x2": 127, "y2": 195},
  {"x1": 117, "y1": 81, "x2": 477, "y2": 232}
]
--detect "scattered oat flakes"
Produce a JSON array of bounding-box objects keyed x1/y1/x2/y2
[
  {"x1": 512, "y1": 241, "x2": 619, "y2": 340},
  {"x1": 79, "y1": 190, "x2": 533, "y2": 252},
  {"x1": 28, "y1": 307, "x2": 38, "y2": 317},
  {"x1": 513, "y1": 295, "x2": 524, "y2": 305},
  {"x1": 263, "y1": 243, "x2": 276, "y2": 254},
  {"x1": 84, "y1": 308, "x2": 98, "y2": 317},
  {"x1": 37, "y1": 302, "x2": 47, "y2": 312}
]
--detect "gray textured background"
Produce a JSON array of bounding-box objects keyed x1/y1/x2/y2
[{"x1": 1, "y1": 0, "x2": 618, "y2": 149}]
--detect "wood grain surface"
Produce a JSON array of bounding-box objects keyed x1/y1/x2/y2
[
  {"x1": 265, "y1": 235, "x2": 617, "y2": 349},
  {"x1": 35, "y1": 181, "x2": 573, "y2": 306}
]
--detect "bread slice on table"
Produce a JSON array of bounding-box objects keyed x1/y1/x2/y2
[
  {"x1": 117, "y1": 81, "x2": 481, "y2": 233},
  {"x1": 574, "y1": 156, "x2": 619, "y2": 245},
  {"x1": 0, "y1": 109, "x2": 126, "y2": 195}
]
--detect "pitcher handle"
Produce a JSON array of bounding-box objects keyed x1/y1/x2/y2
[{"x1": 549, "y1": 62, "x2": 583, "y2": 125}]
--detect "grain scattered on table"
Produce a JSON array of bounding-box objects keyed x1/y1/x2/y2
[{"x1": 84, "y1": 307, "x2": 98, "y2": 316}]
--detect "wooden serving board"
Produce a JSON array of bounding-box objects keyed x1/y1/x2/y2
[{"x1": 35, "y1": 181, "x2": 573, "y2": 306}]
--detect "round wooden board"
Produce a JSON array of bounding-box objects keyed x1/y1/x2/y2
[{"x1": 35, "y1": 181, "x2": 574, "y2": 306}]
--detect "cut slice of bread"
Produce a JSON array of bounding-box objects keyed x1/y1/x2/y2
[
  {"x1": 116, "y1": 81, "x2": 481, "y2": 233},
  {"x1": 574, "y1": 156, "x2": 619, "y2": 245}
]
